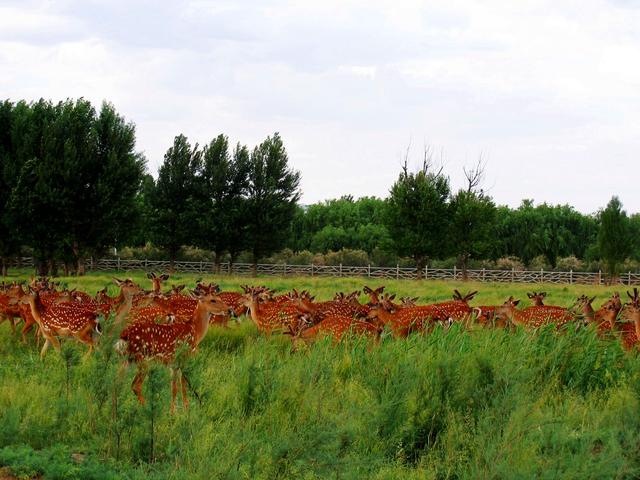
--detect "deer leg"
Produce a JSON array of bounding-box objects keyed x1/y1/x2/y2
[
  {"x1": 132, "y1": 363, "x2": 148, "y2": 405},
  {"x1": 180, "y1": 370, "x2": 189, "y2": 409},
  {"x1": 170, "y1": 368, "x2": 178, "y2": 414}
]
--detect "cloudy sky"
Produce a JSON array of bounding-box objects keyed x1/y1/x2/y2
[{"x1": 1, "y1": 0, "x2": 639, "y2": 213}]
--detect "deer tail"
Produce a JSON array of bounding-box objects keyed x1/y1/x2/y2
[{"x1": 114, "y1": 339, "x2": 128, "y2": 355}]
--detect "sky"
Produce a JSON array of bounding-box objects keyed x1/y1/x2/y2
[{"x1": 1, "y1": 0, "x2": 639, "y2": 214}]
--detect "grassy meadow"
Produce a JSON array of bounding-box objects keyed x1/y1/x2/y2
[{"x1": 1, "y1": 270, "x2": 640, "y2": 479}]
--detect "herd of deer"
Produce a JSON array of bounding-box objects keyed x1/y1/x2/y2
[{"x1": 1, "y1": 272, "x2": 640, "y2": 411}]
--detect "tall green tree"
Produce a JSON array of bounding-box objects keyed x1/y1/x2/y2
[
  {"x1": 148, "y1": 134, "x2": 202, "y2": 267},
  {"x1": 0, "y1": 100, "x2": 18, "y2": 275},
  {"x1": 244, "y1": 133, "x2": 300, "y2": 273},
  {"x1": 199, "y1": 136, "x2": 250, "y2": 271},
  {"x1": 8, "y1": 99, "x2": 145, "y2": 274},
  {"x1": 449, "y1": 189, "x2": 496, "y2": 278},
  {"x1": 386, "y1": 160, "x2": 451, "y2": 277},
  {"x1": 598, "y1": 196, "x2": 632, "y2": 277}
]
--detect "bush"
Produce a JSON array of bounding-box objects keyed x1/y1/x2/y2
[
  {"x1": 556, "y1": 255, "x2": 585, "y2": 272},
  {"x1": 528, "y1": 255, "x2": 551, "y2": 271},
  {"x1": 494, "y1": 256, "x2": 525, "y2": 271},
  {"x1": 324, "y1": 249, "x2": 370, "y2": 266}
]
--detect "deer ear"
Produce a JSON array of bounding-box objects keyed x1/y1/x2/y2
[
  {"x1": 527, "y1": 293, "x2": 533, "y2": 298},
  {"x1": 147, "y1": 272, "x2": 154, "y2": 279},
  {"x1": 363, "y1": 286, "x2": 372, "y2": 294},
  {"x1": 113, "y1": 278, "x2": 123, "y2": 286},
  {"x1": 160, "y1": 274, "x2": 170, "y2": 281},
  {"x1": 513, "y1": 300, "x2": 520, "y2": 306}
]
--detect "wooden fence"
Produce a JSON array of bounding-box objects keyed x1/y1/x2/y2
[{"x1": 7, "y1": 257, "x2": 640, "y2": 285}]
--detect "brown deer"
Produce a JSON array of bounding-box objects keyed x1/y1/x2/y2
[
  {"x1": 616, "y1": 289, "x2": 640, "y2": 350},
  {"x1": 239, "y1": 287, "x2": 307, "y2": 335},
  {"x1": 147, "y1": 272, "x2": 169, "y2": 294},
  {"x1": 363, "y1": 286, "x2": 386, "y2": 306},
  {"x1": 430, "y1": 290, "x2": 478, "y2": 324},
  {"x1": 367, "y1": 294, "x2": 448, "y2": 337},
  {"x1": 12, "y1": 289, "x2": 102, "y2": 358},
  {"x1": 494, "y1": 297, "x2": 576, "y2": 329},
  {"x1": 289, "y1": 314, "x2": 381, "y2": 344},
  {"x1": 115, "y1": 292, "x2": 232, "y2": 412}
]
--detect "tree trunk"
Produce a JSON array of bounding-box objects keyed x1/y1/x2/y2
[
  {"x1": 461, "y1": 253, "x2": 470, "y2": 281},
  {"x1": 1, "y1": 257, "x2": 7, "y2": 277},
  {"x1": 48, "y1": 258, "x2": 58, "y2": 277},
  {"x1": 415, "y1": 256, "x2": 426, "y2": 280},
  {"x1": 214, "y1": 250, "x2": 223, "y2": 274}
]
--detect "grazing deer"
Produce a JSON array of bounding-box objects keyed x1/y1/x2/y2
[
  {"x1": 367, "y1": 294, "x2": 448, "y2": 337},
  {"x1": 240, "y1": 287, "x2": 307, "y2": 335},
  {"x1": 289, "y1": 314, "x2": 381, "y2": 344},
  {"x1": 287, "y1": 290, "x2": 369, "y2": 324},
  {"x1": 494, "y1": 297, "x2": 576, "y2": 329},
  {"x1": 115, "y1": 292, "x2": 232, "y2": 412},
  {"x1": 147, "y1": 272, "x2": 169, "y2": 294},
  {"x1": 430, "y1": 290, "x2": 477, "y2": 324}
]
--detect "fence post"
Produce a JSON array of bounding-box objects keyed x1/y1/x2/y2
[
  {"x1": 284, "y1": 262, "x2": 287, "y2": 276},
  {"x1": 540, "y1": 268, "x2": 544, "y2": 283},
  {"x1": 629, "y1": 271, "x2": 632, "y2": 286},
  {"x1": 311, "y1": 263, "x2": 314, "y2": 277},
  {"x1": 117, "y1": 257, "x2": 121, "y2": 271},
  {"x1": 425, "y1": 265, "x2": 428, "y2": 280},
  {"x1": 396, "y1": 264, "x2": 400, "y2": 280},
  {"x1": 482, "y1": 267, "x2": 485, "y2": 282},
  {"x1": 598, "y1": 270, "x2": 602, "y2": 285},
  {"x1": 511, "y1": 267, "x2": 515, "y2": 283},
  {"x1": 453, "y1": 265, "x2": 457, "y2": 280},
  {"x1": 200, "y1": 260, "x2": 203, "y2": 273},
  {"x1": 339, "y1": 263, "x2": 342, "y2": 277},
  {"x1": 570, "y1": 269, "x2": 573, "y2": 284},
  {"x1": 368, "y1": 264, "x2": 371, "y2": 277},
  {"x1": 89, "y1": 257, "x2": 94, "y2": 271}
]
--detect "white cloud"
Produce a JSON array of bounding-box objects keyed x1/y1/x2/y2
[{"x1": 1, "y1": 0, "x2": 639, "y2": 213}]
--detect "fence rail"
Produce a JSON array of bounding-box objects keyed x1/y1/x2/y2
[{"x1": 6, "y1": 257, "x2": 640, "y2": 285}]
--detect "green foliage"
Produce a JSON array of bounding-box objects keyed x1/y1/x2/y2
[
  {"x1": 598, "y1": 196, "x2": 632, "y2": 276},
  {"x1": 386, "y1": 161, "x2": 451, "y2": 273},
  {"x1": 199, "y1": 136, "x2": 251, "y2": 265},
  {"x1": 148, "y1": 134, "x2": 203, "y2": 264},
  {"x1": 449, "y1": 189, "x2": 497, "y2": 274},
  {"x1": 245, "y1": 133, "x2": 301, "y2": 266},
  {"x1": 1, "y1": 99, "x2": 144, "y2": 275}
]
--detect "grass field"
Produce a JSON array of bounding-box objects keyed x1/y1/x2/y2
[{"x1": 1, "y1": 270, "x2": 640, "y2": 479}]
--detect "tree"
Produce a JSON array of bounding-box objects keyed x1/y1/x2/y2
[
  {"x1": 385, "y1": 155, "x2": 451, "y2": 278},
  {"x1": 199, "y1": 136, "x2": 250, "y2": 271},
  {"x1": 449, "y1": 162, "x2": 496, "y2": 278},
  {"x1": 0, "y1": 100, "x2": 18, "y2": 275},
  {"x1": 244, "y1": 133, "x2": 300, "y2": 274},
  {"x1": 598, "y1": 196, "x2": 632, "y2": 278},
  {"x1": 148, "y1": 134, "x2": 202, "y2": 268}
]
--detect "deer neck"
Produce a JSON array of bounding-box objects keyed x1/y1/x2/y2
[
  {"x1": 113, "y1": 292, "x2": 134, "y2": 325},
  {"x1": 247, "y1": 298, "x2": 262, "y2": 327},
  {"x1": 191, "y1": 302, "x2": 212, "y2": 346},
  {"x1": 25, "y1": 296, "x2": 44, "y2": 326}
]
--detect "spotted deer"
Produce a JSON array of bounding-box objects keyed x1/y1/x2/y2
[
  {"x1": 367, "y1": 294, "x2": 449, "y2": 337},
  {"x1": 12, "y1": 289, "x2": 102, "y2": 358},
  {"x1": 289, "y1": 314, "x2": 381, "y2": 344},
  {"x1": 494, "y1": 297, "x2": 576, "y2": 329},
  {"x1": 115, "y1": 292, "x2": 232, "y2": 412},
  {"x1": 240, "y1": 287, "x2": 307, "y2": 335}
]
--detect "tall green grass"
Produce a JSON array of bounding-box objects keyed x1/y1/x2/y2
[{"x1": 1, "y1": 271, "x2": 639, "y2": 478}]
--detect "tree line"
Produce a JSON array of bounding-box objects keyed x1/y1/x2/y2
[{"x1": 0, "y1": 98, "x2": 638, "y2": 277}]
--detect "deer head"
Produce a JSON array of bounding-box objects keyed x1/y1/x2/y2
[{"x1": 527, "y1": 291, "x2": 547, "y2": 306}]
